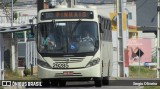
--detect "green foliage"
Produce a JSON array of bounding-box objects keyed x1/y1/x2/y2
[
  {"x1": 152, "y1": 57, "x2": 157, "y2": 63},
  {"x1": 13, "y1": 0, "x2": 17, "y2": 4},
  {"x1": 129, "y1": 66, "x2": 157, "y2": 78},
  {"x1": 24, "y1": 68, "x2": 31, "y2": 76},
  {"x1": 143, "y1": 86, "x2": 160, "y2": 89},
  {"x1": 4, "y1": 62, "x2": 10, "y2": 69},
  {"x1": 13, "y1": 11, "x2": 18, "y2": 20},
  {"x1": 0, "y1": 86, "x2": 3, "y2": 89},
  {"x1": 4, "y1": 68, "x2": 20, "y2": 80},
  {"x1": 12, "y1": 70, "x2": 19, "y2": 76},
  {"x1": 129, "y1": 66, "x2": 137, "y2": 72},
  {"x1": 5, "y1": 68, "x2": 38, "y2": 80}
]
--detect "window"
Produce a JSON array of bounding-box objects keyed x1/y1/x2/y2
[{"x1": 37, "y1": 21, "x2": 99, "y2": 54}]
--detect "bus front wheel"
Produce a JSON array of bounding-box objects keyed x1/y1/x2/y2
[
  {"x1": 102, "y1": 77, "x2": 109, "y2": 85},
  {"x1": 94, "y1": 77, "x2": 102, "y2": 87},
  {"x1": 59, "y1": 80, "x2": 66, "y2": 87},
  {"x1": 41, "y1": 79, "x2": 50, "y2": 87},
  {"x1": 51, "y1": 80, "x2": 58, "y2": 87}
]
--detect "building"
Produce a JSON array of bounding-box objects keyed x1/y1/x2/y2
[
  {"x1": 0, "y1": 2, "x2": 37, "y2": 72},
  {"x1": 136, "y1": 0, "x2": 157, "y2": 61}
]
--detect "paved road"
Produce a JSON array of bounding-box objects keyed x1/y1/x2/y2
[
  {"x1": 3, "y1": 80, "x2": 145, "y2": 89},
  {"x1": 3, "y1": 79, "x2": 148, "y2": 89},
  {"x1": 26, "y1": 87, "x2": 142, "y2": 89},
  {"x1": 5, "y1": 78, "x2": 158, "y2": 89},
  {"x1": 24, "y1": 81, "x2": 143, "y2": 89},
  {"x1": 3, "y1": 86, "x2": 143, "y2": 89}
]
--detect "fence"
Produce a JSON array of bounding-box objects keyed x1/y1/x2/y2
[{"x1": 0, "y1": 15, "x2": 36, "y2": 27}]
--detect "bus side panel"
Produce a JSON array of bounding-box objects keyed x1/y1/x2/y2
[
  {"x1": 108, "y1": 30, "x2": 113, "y2": 77},
  {"x1": 101, "y1": 29, "x2": 113, "y2": 77}
]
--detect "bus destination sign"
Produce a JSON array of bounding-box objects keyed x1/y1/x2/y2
[{"x1": 41, "y1": 11, "x2": 94, "y2": 20}]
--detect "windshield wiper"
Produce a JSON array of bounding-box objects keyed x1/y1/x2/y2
[
  {"x1": 52, "y1": 20, "x2": 56, "y2": 28},
  {"x1": 71, "y1": 19, "x2": 82, "y2": 36}
]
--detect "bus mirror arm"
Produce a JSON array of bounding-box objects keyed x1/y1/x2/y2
[{"x1": 31, "y1": 25, "x2": 35, "y2": 36}]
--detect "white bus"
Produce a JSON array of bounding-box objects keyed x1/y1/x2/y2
[{"x1": 36, "y1": 5, "x2": 113, "y2": 87}]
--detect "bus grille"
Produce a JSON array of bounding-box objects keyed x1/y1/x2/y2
[
  {"x1": 55, "y1": 73, "x2": 82, "y2": 77},
  {"x1": 52, "y1": 57, "x2": 84, "y2": 63}
]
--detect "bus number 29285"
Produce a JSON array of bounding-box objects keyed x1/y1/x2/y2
[{"x1": 53, "y1": 63, "x2": 69, "y2": 69}]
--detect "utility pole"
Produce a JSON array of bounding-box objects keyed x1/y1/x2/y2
[
  {"x1": 117, "y1": 0, "x2": 124, "y2": 77},
  {"x1": 0, "y1": 32, "x2": 4, "y2": 80},
  {"x1": 74, "y1": 0, "x2": 77, "y2": 5},
  {"x1": 66, "y1": 0, "x2": 71, "y2": 7},
  {"x1": 11, "y1": 0, "x2": 15, "y2": 71},
  {"x1": 11, "y1": 0, "x2": 13, "y2": 26},
  {"x1": 157, "y1": 0, "x2": 160, "y2": 78},
  {"x1": 66, "y1": 0, "x2": 76, "y2": 7},
  {"x1": 11, "y1": 0, "x2": 17, "y2": 71}
]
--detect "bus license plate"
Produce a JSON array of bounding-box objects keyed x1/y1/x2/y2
[{"x1": 63, "y1": 71, "x2": 73, "y2": 75}]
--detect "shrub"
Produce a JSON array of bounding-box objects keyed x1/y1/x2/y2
[{"x1": 23, "y1": 69, "x2": 31, "y2": 76}]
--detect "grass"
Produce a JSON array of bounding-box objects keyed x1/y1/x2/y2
[
  {"x1": 129, "y1": 66, "x2": 159, "y2": 89},
  {"x1": 143, "y1": 86, "x2": 160, "y2": 89},
  {"x1": 0, "y1": 68, "x2": 39, "y2": 89},
  {"x1": 4, "y1": 68, "x2": 39, "y2": 80},
  {"x1": 129, "y1": 66, "x2": 157, "y2": 78}
]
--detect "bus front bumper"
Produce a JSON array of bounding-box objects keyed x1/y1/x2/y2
[{"x1": 38, "y1": 64, "x2": 101, "y2": 79}]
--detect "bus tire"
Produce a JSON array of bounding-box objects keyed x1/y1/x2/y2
[
  {"x1": 59, "y1": 80, "x2": 66, "y2": 87},
  {"x1": 94, "y1": 77, "x2": 102, "y2": 87},
  {"x1": 41, "y1": 79, "x2": 50, "y2": 87},
  {"x1": 51, "y1": 80, "x2": 58, "y2": 87},
  {"x1": 102, "y1": 76, "x2": 109, "y2": 85}
]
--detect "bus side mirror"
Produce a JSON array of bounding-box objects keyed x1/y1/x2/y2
[
  {"x1": 29, "y1": 18, "x2": 37, "y2": 36},
  {"x1": 99, "y1": 23, "x2": 104, "y2": 33},
  {"x1": 31, "y1": 25, "x2": 37, "y2": 36},
  {"x1": 31, "y1": 25, "x2": 35, "y2": 36}
]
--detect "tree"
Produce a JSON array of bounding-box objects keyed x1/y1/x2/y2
[{"x1": 0, "y1": 0, "x2": 17, "y2": 22}]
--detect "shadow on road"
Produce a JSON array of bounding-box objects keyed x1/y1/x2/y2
[{"x1": 26, "y1": 81, "x2": 97, "y2": 88}]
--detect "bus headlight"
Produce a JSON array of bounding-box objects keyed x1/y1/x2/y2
[
  {"x1": 86, "y1": 58, "x2": 100, "y2": 68},
  {"x1": 37, "y1": 59, "x2": 52, "y2": 69}
]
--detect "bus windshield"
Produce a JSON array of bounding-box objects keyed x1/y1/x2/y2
[{"x1": 37, "y1": 21, "x2": 99, "y2": 54}]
